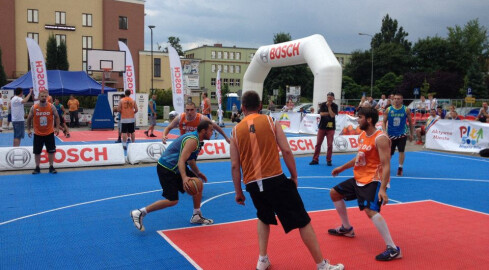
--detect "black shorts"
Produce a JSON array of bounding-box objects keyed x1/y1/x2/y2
[
  {"x1": 59, "y1": 116, "x2": 65, "y2": 125},
  {"x1": 157, "y1": 164, "x2": 196, "y2": 201},
  {"x1": 390, "y1": 136, "x2": 407, "y2": 155},
  {"x1": 121, "y1": 123, "x2": 135, "y2": 133},
  {"x1": 246, "y1": 174, "x2": 311, "y2": 233},
  {"x1": 33, "y1": 133, "x2": 56, "y2": 155},
  {"x1": 333, "y1": 178, "x2": 383, "y2": 212}
]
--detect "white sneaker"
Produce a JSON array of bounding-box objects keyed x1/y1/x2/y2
[
  {"x1": 130, "y1": 209, "x2": 145, "y2": 231},
  {"x1": 318, "y1": 260, "x2": 344, "y2": 270},
  {"x1": 256, "y1": 256, "x2": 271, "y2": 270},
  {"x1": 190, "y1": 213, "x2": 213, "y2": 225}
]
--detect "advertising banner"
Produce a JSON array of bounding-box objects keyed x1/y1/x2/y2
[
  {"x1": 425, "y1": 120, "x2": 489, "y2": 153},
  {"x1": 118, "y1": 41, "x2": 136, "y2": 100},
  {"x1": 168, "y1": 46, "x2": 185, "y2": 113},
  {"x1": 135, "y1": 93, "x2": 148, "y2": 127},
  {"x1": 271, "y1": 112, "x2": 302, "y2": 133},
  {"x1": 216, "y1": 70, "x2": 223, "y2": 125},
  {"x1": 26, "y1": 37, "x2": 48, "y2": 100},
  {"x1": 0, "y1": 144, "x2": 125, "y2": 171}
]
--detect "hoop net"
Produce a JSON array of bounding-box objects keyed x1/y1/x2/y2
[{"x1": 103, "y1": 68, "x2": 112, "y2": 79}]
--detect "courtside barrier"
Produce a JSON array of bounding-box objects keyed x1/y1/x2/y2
[{"x1": 425, "y1": 119, "x2": 489, "y2": 153}]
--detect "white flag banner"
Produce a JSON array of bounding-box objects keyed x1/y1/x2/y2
[
  {"x1": 216, "y1": 70, "x2": 223, "y2": 125},
  {"x1": 425, "y1": 119, "x2": 489, "y2": 153},
  {"x1": 118, "y1": 41, "x2": 136, "y2": 100},
  {"x1": 26, "y1": 37, "x2": 48, "y2": 100},
  {"x1": 168, "y1": 46, "x2": 185, "y2": 113}
]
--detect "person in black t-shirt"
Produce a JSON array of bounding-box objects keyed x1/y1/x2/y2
[{"x1": 310, "y1": 92, "x2": 338, "y2": 166}]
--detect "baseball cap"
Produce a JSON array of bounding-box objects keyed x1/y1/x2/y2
[{"x1": 327, "y1": 92, "x2": 335, "y2": 97}]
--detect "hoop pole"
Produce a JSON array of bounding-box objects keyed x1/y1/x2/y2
[{"x1": 101, "y1": 71, "x2": 105, "y2": 94}]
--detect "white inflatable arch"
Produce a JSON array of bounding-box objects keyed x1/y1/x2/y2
[{"x1": 243, "y1": 34, "x2": 342, "y2": 109}]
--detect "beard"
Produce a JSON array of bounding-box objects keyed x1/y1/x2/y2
[{"x1": 359, "y1": 121, "x2": 369, "y2": 131}]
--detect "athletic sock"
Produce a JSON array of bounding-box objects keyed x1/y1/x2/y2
[
  {"x1": 333, "y1": 200, "x2": 352, "y2": 228},
  {"x1": 317, "y1": 259, "x2": 327, "y2": 268},
  {"x1": 140, "y1": 207, "x2": 147, "y2": 216},
  {"x1": 371, "y1": 213, "x2": 396, "y2": 248},
  {"x1": 398, "y1": 164, "x2": 403, "y2": 168},
  {"x1": 193, "y1": 208, "x2": 201, "y2": 215},
  {"x1": 259, "y1": 254, "x2": 268, "y2": 261}
]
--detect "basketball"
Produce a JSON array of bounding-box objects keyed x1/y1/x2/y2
[{"x1": 185, "y1": 177, "x2": 203, "y2": 196}]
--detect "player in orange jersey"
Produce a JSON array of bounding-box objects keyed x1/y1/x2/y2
[{"x1": 328, "y1": 106, "x2": 402, "y2": 261}]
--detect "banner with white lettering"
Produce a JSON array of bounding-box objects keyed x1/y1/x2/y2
[
  {"x1": 168, "y1": 46, "x2": 185, "y2": 114},
  {"x1": 425, "y1": 119, "x2": 489, "y2": 153},
  {"x1": 118, "y1": 41, "x2": 136, "y2": 100},
  {"x1": 271, "y1": 112, "x2": 302, "y2": 133},
  {"x1": 0, "y1": 144, "x2": 125, "y2": 171},
  {"x1": 26, "y1": 37, "x2": 48, "y2": 100},
  {"x1": 216, "y1": 70, "x2": 223, "y2": 125},
  {"x1": 135, "y1": 93, "x2": 148, "y2": 127}
]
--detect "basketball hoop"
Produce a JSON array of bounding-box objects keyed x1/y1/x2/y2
[{"x1": 103, "y1": 68, "x2": 112, "y2": 80}]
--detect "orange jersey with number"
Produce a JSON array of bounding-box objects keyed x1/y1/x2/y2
[
  {"x1": 179, "y1": 113, "x2": 202, "y2": 135},
  {"x1": 233, "y1": 114, "x2": 283, "y2": 184},
  {"x1": 119, "y1": 97, "x2": 136, "y2": 120},
  {"x1": 202, "y1": 98, "x2": 211, "y2": 114},
  {"x1": 33, "y1": 103, "x2": 54, "y2": 136},
  {"x1": 353, "y1": 129, "x2": 390, "y2": 184}
]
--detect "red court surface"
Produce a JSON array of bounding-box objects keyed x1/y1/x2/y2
[
  {"x1": 57, "y1": 130, "x2": 178, "y2": 142},
  {"x1": 159, "y1": 201, "x2": 489, "y2": 270}
]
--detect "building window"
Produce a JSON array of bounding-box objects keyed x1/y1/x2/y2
[
  {"x1": 211, "y1": 78, "x2": 216, "y2": 86},
  {"x1": 223, "y1": 51, "x2": 228, "y2": 59},
  {"x1": 119, "y1": 16, "x2": 128, "y2": 30},
  {"x1": 235, "y1": 65, "x2": 241, "y2": 73},
  {"x1": 223, "y1": 65, "x2": 228, "y2": 73},
  {"x1": 55, "y1": 11, "x2": 66, "y2": 25},
  {"x1": 223, "y1": 78, "x2": 228, "y2": 85},
  {"x1": 217, "y1": 65, "x2": 222, "y2": 72},
  {"x1": 230, "y1": 52, "x2": 234, "y2": 60},
  {"x1": 154, "y1": 58, "x2": 161, "y2": 77},
  {"x1": 55, "y1": 34, "x2": 66, "y2": 46},
  {"x1": 211, "y1": 92, "x2": 216, "y2": 99},
  {"x1": 236, "y1": 79, "x2": 241, "y2": 87},
  {"x1": 119, "y1": 38, "x2": 127, "y2": 45},
  {"x1": 229, "y1": 65, "x2": 234, "y2": 73},
  {"x1": 27, "y1": 9, "x2": 38, "y2": 23},
  {"x1": 249, "y1": 53, "x2": 255, "y2": 59},
  {"x1": 27, "y1": 33, "x2": 39, "y2": 44},
  {"x1": 82, "y1": 36, "x2": 93, "y2": 71},
  {"x1": 211, "y1": 64, "x2": 216, "y2": 73},
  {"x1": 217, "y1": 51, "x2": 222, "y2": 59},
  {"x1": 230, "y1": 79, "x2": 234, "y2": 86},
  {"x1": 82, "y1": 13, "x2": 92, "y2": 27},
  {"x1": 211, "y1": 51, "x2": 216, "y2": 59},
  {"x1": 236, "y1": 52, "x2": 241, "y2": 60}
]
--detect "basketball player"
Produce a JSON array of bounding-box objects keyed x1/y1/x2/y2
[{"x1": 130, "y1": 120, "x2": 215, "y2": 231}]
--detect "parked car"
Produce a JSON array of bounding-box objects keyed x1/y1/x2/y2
[{"x1": 292, "y1": 103, "x2": 313, "y2": 113}]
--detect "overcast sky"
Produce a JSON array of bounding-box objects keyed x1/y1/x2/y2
[{"x1": 144, "y1": 0, "x2": 489, "y2": 54}]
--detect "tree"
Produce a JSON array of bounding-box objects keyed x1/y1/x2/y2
[
  {"x1": 57, "y1": 41, "x2": 69, "y2": 70},
  {"x1": 375, "y1": 72, "x2": 403, "y2": 96},
  {"x1": 165, "y1": 36, "x2": 183, "y2": 56},
  {"x1": 372, "y1": 14, "x2": 411, "y2": 51},
  {"x1": 343, "y1": 50, "x2": 372, "y2": 86},
  {"x1": 46, "y1": 35, "x2": 58, "y2": 70},
  {"x1": 412, "y1": 36, "x2": 451, "y2": 72},
  {"x1": 0, "y1": 48, "x2": 7, "y2": 88},
  {"x1": 463, "y1": 62, "x2": 488, "y2": 99},
  {"x1": 273, "y1": 32, "x2": 292, "y2": 44}
]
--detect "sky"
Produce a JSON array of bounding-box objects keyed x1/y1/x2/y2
[{"x1": 144, "y1": 0, "x2": 489, "y2": 54}]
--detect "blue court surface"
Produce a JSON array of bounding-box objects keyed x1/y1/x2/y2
[{"x1": 1, "y1": 150, "x2": 488, "y2": 269}]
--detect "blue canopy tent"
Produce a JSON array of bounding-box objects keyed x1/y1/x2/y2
[{"x1": 1, "y1": 70, "x2": 116, "y2": 95}]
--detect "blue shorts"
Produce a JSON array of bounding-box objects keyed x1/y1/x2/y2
[
  {"x1": 333, "y1": 178, "x2": 383, "y2": 212},
  {"x1": 13, "y1": 121, "x2": 25, "y2": 139}
]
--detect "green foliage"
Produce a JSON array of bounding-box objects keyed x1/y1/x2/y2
[
  {"x1": 342, "y1": 75, "x2": 364, "y2": 99},
  {"x1": 165, "y1": 36, "x2": 184, "y2": 56},
  {"x1": 46, "y1": 35, "x2": 58, "y2": 70},
  {"x1": 57, "y1": 41, "x2": 69, "y2": 70},
  {"x1": 221, "y1": 83, "x2": 230, "y2": 112},
  {"x1": 376, "y1": 72, "x2": 403, "y2": 96},
  {"x1": 463, "y1": 62, "x2": 488, "y2": 98},
  {"x1": 154, "y1": 88, "x2": 173, "y2": 106},
  {"x1": 412, "y1": 36, "x2": 451, "y2": 72},
  {"x1": 0, "y1": 48, "x2": 7, "y2": 88},
  {"x1": 273, "y1": 32, "x2": 292, "y2": 44},
  {"x1": 420, "y1": 78, "x2": 430, "y2": 96},
  {"x1": 372, "y1": 14, "x2": 412, "y2": 51}
]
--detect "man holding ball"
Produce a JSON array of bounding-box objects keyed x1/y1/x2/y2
[{"x1": 130, "y1": 120, "x2": 215, "y2": 231}]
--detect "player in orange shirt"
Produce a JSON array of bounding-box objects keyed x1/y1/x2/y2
[
  {"x1": 26, "y1": 90, "x2": 60, "y2": 174},
  {"x1": 67, "y1": 94, "x2": 80, "y2": 128},
  {"x1": 116, "y1": 90, "x2": 138, "y2": 150},
  {"x1": 328, "y1": 106, "x2": 402, "y2": 261},
  {"x1": 230, "y1": 91, "x2": 344, "y2": 270}
]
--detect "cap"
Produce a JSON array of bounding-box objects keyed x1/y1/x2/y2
[{"x1": 327, "y1": 92, "x2": 335, "y2": 97}]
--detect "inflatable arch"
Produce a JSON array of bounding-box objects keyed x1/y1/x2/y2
[{"x1": 243, "y1": 34, "x2": 342, "y2": 109}]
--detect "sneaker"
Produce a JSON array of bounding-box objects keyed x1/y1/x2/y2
[
  {"x1": 256, "y1": 256, "x2": 271, "y2": 270},
  {"x1": 309, "y1": 160, "x2": 319, "y2": 165},
  {"x1": 66, "y1": 133, "x2": 71, "y2": 138},
  {"x1": 123, "y1": 146, "x2": 127, "y2": 150},
  {"x1": 318, "y1": 260, "x2": 345, "y2": 270},
  {"x1": 397, "y1": 167, "x2": 403, "y2": 176},
  {"x1": 130, "y1": 209, "x2": 145, "y2": 231},
  {"x1": 127, "y1": 138, "x2": 131, "y2": 143},
  {"x1": 190, "y1": 213, "x2": 214, "y2": 225},
  {"x1": 328, "y1": 225, "x2": 355, "y2": 238},
  {"x1": 415, "y1": 141, "x2": 423, "y2": 145},
  {"x1": 327, "y1": 161, "x2": 332, "y2": 166},
  {"x1": 49, "y1": 166, "x2": 57, "y2": 174},
  {"x1": 32, "y1": 167, "x2": 41, "y2": 175},
  {"x1": 144, "y1": 131, "x2": 149, "y2": 137},
  {"x1": 149, "y1": 134, "x2": 157, "y2": 137},
  {"x1": 375, "y1": 245, "x2": 402, "y2": 261},
  {"x1": 115, "y1": 139, "x2": 122, "y2": 143}
]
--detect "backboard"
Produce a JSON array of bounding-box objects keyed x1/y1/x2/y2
[{"x1": 87, "y1": 49, "x2": 126, "y2": 72}]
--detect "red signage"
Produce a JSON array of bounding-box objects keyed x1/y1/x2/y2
[{"x1": 269, "y1": 42, "x2": 300, "y2": 60}]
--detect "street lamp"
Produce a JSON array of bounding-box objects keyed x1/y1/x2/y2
[
  {"x1": 148, "y1": 25, "x2": 155, "y2": 96},
  {"x1": 359, "y1": 32, "x2": 374, "y2": 97}
]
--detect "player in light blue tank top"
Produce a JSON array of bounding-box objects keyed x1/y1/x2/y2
[
  {"x1": 385, "y1": 105, "x2": 408, "y2": 139},
  {"x1": 158, "y1": 131, "x2": 201, "y2": 173}
]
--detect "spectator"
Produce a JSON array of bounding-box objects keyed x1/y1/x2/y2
[
  {"x1": 54, "y1": 98, "x2": 70, "y2": 138},
  {"x1": 67, "y1": 94, "x2": 80, "y2": 128},
  {"x1": 436, "y1": 106, "x2": 445, "y2": 119},
  {"x1": 416, "y1": 95, "x2": 428, "y2": 114},
  {"x1": 11, "y1": 88, "x2": 33, "y2": 146},
  {"x1": 6, "y1": 96, "x2": 13, "y2": 130},
  {"x1": 476, "y1": 102, "x2": 489, "y2": 123},
  {"x1": 415, "y1": 108, "x2": 440, "y2": 145},
  {"x1": 427, "y1": 94, "x2": 437, "y2": 111},
  {"x1": 367, "y1": 96, "x2": 377, "y2": 108},
  {"x1": 310, "y1": 92, "x2": 338, "y2": 166},
  {"x1": 310, "y1": 107, "x2": 315, "y2": 114},
  {"x1": 376, "y1": 94, "x2": 388, "y2": 111},
  {"x1": 445, "y1": 105, "x2": 458, "y2": 120},
  {"x1": 283, "y1": 98, "x2": 295, "y2": 112},
  {"x1": 268, "y1": 99, "x2": 276, "y2": 112},
  {"x1": 144, "y1": 94, "x2": 158, "y2": 137}
]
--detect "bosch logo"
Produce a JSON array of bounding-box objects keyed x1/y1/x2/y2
[
  {"x1": 260, "y1": 48, "x2": 269, "y2": 63},
  {"x1": 146, "y1": 143, "x2": 166, "y2": 160},
  {"x1": 6, "y1": 148, "x2": 32, "y2": 168},
  {"x1": 334, "y1": 137, "x2": 348, "y2": 152}
]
